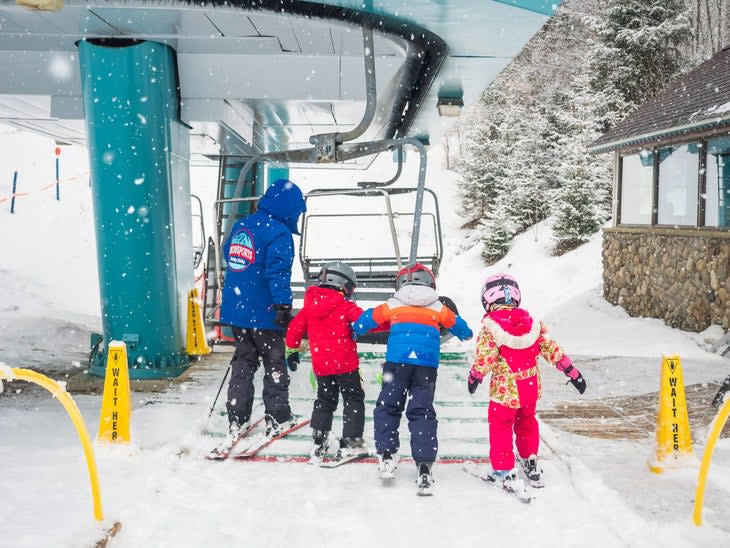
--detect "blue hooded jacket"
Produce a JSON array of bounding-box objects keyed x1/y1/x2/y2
[{"x1": 220, "y1": 179, "x2": 306, "y2": 330}]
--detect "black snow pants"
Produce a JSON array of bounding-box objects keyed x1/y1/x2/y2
[
  {"x1": 226, "y1": 327, "x2": 292, "y2": 426},
  {"x1": 311, "y1": 369, "x2": 365, "y2": 439}
]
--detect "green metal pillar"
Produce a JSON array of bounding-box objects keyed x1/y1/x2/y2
[{"x1": 79, "y1": 40, "x2": 192, "y2": 379}]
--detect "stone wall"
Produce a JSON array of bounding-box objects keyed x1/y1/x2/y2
[{"x1": 603, "y1": 227, "x2": 730, "y2": 331}]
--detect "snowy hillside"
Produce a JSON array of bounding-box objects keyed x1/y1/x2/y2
[{"x1": 1, "y1": 131, "x2": 730, "y2": 547}]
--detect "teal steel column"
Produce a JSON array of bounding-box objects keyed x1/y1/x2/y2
[
  {"x1": 256, "y1": 164, "x2": 289, "y2": 195},
  {"x1": 253, "y1": 122, "x2": 289, "y2": 195},
  {"x1": 79, "y1": 40, "x2": 192, "y2": 379}
]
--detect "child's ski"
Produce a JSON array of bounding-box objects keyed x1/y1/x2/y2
[
  {"x1": 320, "y1": 451, "x2": 370, "y2": 468},
  {"x1": 207, "y1": 417, "x2": 265, "y2": 461},
  {"x1": 463, "y1": 461, "x2": 534, "y2": 504},
  {"x1": 232, "y1": 419, "x2": 312, "y2": 460}
]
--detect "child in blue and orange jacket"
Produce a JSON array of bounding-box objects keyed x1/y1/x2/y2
[{"x1": 353, "y1": 263, "x2": 473, "y2": 490}]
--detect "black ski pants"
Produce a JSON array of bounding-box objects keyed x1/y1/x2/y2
[
  {"x1": 311, "y1": 369, "x2": 365, "y2": 439},
  {"x1": 226, "y1": 327, "x2": 291, "y2": 426}
]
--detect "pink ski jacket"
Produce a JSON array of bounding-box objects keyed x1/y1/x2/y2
[{"x1": 469, "y1": 307, "x2": 567, "y2": 409}]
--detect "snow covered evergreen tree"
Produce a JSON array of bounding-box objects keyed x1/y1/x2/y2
[
  {"x1": 456, "y1": 87, "x2": 512, "y2": 225},
  {"x1": 591, "y1": 0, "x2": 692, "y2": 111},
  {"x1": 479, "y1": 197, "x2": 514, "y2": 264},
  {"x1": 550, "y1": 74, "x2": 613, "y2": 250}
]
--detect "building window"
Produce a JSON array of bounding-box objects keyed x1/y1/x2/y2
[
  {"x1": 706, "y1": 137, "x2": 730, "y2": 228},
  {"x1": 657, "y1": 144, "x2": 699, "y2": 226},
  {"x1": 619, "y1": 151, "x2": 653, "y2": 225}
]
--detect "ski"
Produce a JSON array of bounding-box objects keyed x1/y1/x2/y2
[
  {"x1": 463, "y1": 461, "x2": 534, "y2": 504},
  {"x1": 320, "y1": 451, "x2": 370, "y2": 468},
  {"x1": 232, "y1": 419, "x2": 312, "y2": 460},
  {"x1": 206, "y1": 417, "x2": 265, "y2": 461}
]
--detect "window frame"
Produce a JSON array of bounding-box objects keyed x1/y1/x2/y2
[{"x1": 616, "y1": 138, "x2": 725, "y2": 230}]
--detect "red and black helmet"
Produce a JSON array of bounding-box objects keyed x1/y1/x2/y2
[{"x1": 395, "y1": 263, "x2": 436, "y2": 290}]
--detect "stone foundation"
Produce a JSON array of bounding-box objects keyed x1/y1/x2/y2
[{"x1": 603, "y1": 227, "x2": 730, "y2": 331}]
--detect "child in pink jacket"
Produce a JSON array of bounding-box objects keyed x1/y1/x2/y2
[{"x1": 468, "y1": 273, "x2": 586, "y2": 495}]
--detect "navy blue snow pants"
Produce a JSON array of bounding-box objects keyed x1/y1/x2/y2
[{"x1": 373, "y1": 361, "x2": 438, "y2": 464}]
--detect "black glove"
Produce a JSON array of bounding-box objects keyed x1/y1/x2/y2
[
  {"x1": 568, "y1": 373, "x2": 587, "y2": 395},
  {"x1": 285, "y1": 351, "x2": 300, "y2": 372},
  {"x1": 273, "y1": 304, "x2": 292, "y2": 328},
  {"x1": 467, "y1": 373, "x2": 482, "y2": 394}
]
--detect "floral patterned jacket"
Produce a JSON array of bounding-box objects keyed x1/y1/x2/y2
[{"x1": 469, "y1": 307, "x2": 567, "y2": 409}]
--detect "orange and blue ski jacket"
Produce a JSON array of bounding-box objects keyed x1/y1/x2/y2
[{"x1": 353, "y1": 285, "x2": 472, "y2": 367}]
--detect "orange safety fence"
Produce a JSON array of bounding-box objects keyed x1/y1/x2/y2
[{"x1": 0, "y1": 171, "x2": 90, "y2": 205}]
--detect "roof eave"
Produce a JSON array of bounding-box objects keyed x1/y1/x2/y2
[{"x1": 588, "y1": 115, "x2": 730, "y2": 154}]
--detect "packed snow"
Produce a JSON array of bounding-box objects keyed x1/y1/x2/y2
[{"x1": 1, "y1": 130, "x2": 730, "y2": 547}]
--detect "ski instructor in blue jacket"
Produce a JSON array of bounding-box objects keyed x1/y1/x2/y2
[{"x1": 220, "y1": 178, "x2": 306, "y2": 440}]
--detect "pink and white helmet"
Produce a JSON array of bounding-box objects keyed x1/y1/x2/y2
[{"x1": 481, "y1": 273, "x2": 521, "y2": 310}]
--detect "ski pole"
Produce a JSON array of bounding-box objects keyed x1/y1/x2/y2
[{"x1": 208, "y1": 366, "x2": 230, "y2": 420}]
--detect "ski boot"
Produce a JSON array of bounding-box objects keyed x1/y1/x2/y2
[
  {"x1": 335, "y1": 437, "x2": 367, "y2": 461},
  {"x1": 264, "y1": 413, "x2": 296, "y2": 437},
  {"x1": 210, "y1": 420, "x2": 249, "y2": 459},
  {"x1": 415, "y1": 462, "x2": 434, "y2": 496},
  {"x1": 309, "y1": 429, "x2": 330, "y2": 465},
  {"x1": 487, "y1": 469, "x2": 532, "y2": 503},
  {"x1": 377, "y1": 449, "x2": 399, "y2": 480},
  {"x1": 518, "y1": 454, "x2": 544, "y2": 488}
]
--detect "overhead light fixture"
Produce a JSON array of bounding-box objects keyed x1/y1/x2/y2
[{"x1": 437, "y1": 97, "x2": 464, "y2": 118}]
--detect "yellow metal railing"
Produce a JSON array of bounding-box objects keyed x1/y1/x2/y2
[
  {"x1": 0, "y1": 367, "x2": 104, "y2": 521},
  {"x1": 692, "y1": 397, "x2": 730, "y2": 526}
]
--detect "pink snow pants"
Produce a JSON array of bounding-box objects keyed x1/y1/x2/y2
[{"x1": 487, "y1": 400, "x2": 539, "y2": 471}]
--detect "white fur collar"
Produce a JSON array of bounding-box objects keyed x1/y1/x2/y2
[{"x1": 482, "y1": 315, "x2": 541, "y2": 349}]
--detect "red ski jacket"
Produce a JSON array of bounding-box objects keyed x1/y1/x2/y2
[{"x1": 286, "y1": 286, "x2": 363, "y2": 376}]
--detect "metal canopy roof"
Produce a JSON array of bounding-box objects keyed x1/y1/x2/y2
[{"x1": 0, "y1": 0, "x2": 558, "y2": 162}]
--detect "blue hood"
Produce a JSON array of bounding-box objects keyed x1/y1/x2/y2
[{"x1": 257, "y1": 178, "x2": 306, "y2": 235}]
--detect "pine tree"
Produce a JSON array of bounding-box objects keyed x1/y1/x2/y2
[
  {"x1": 591, "y1": 0, "x2": 692, "y2": 111},
  {"x1": 480, "y1": 197, "x2": 514, "y2": 264},
  {"x1": 551, "y1": 73, "x2": 613, "y2": 251},
  {"x1": 456, "y1": 87, "x2": 513, "y2": 224}
]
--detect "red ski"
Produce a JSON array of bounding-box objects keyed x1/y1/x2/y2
[{"x1": 232, "y1": 419, "x2": 312, "y2": 460}]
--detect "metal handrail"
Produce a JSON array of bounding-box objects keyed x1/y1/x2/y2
[
  {"x1": 301, "y1": 211, "x2": 439, "y2": 261},
  {"x1": 300, "y1": 188, "x2": 401, "y2": 281},
  {"x1": 191, "y1": 194, "x2": 205, "y2": 269}
]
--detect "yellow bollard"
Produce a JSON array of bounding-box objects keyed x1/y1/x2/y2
[
  {"x1": 0, "y1": 366, "x2": 104, "y2": 521},
  {"x1": 97, "y1": 342, "x2": 131, "y2": 443},
  {"x1": 692, "y1": 397, "x2": 730, "y2": 526},
  {"x1": 648, "y1": 355, "x2": 696, "y2": 473},
  {"x1": 186, "y1": 288, "x2": 212, "y2": 355}
]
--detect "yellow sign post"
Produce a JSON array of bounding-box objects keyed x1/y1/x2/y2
[
  {"x1": 648, "y1": 355, "x2": 696, "y2": 473},
  {"x1": 97, "y1": 341, "x2": 131, "y2": 444},
  {"x1": 186, "y1": 288, "x2": 211, "y2": 355}
]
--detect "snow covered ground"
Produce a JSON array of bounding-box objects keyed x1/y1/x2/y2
[{"x1": 1, "y1": 130, "x2": 730, "y2": 547}]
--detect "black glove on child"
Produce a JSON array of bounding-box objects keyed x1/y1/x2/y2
[
  {"x1": 568, "y1": 373, "x2": 587, "y2": 395},
  {"x1": 286, "y1": 351, "x2": 300, "y2": 372},
  {"x1": 273, "y1": 304, "x2": 292, "y2": 328},
  {"x1": 467, "y1": 373, "x2": 482, "y2": 395}
]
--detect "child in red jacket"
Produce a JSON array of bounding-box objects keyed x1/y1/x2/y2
[
  {"x1": 468, "y1": 273, "x2": 586, "y2": 497},
  {"x1": 285, "y1": 262, "x2": 366, "y2": 463}
]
